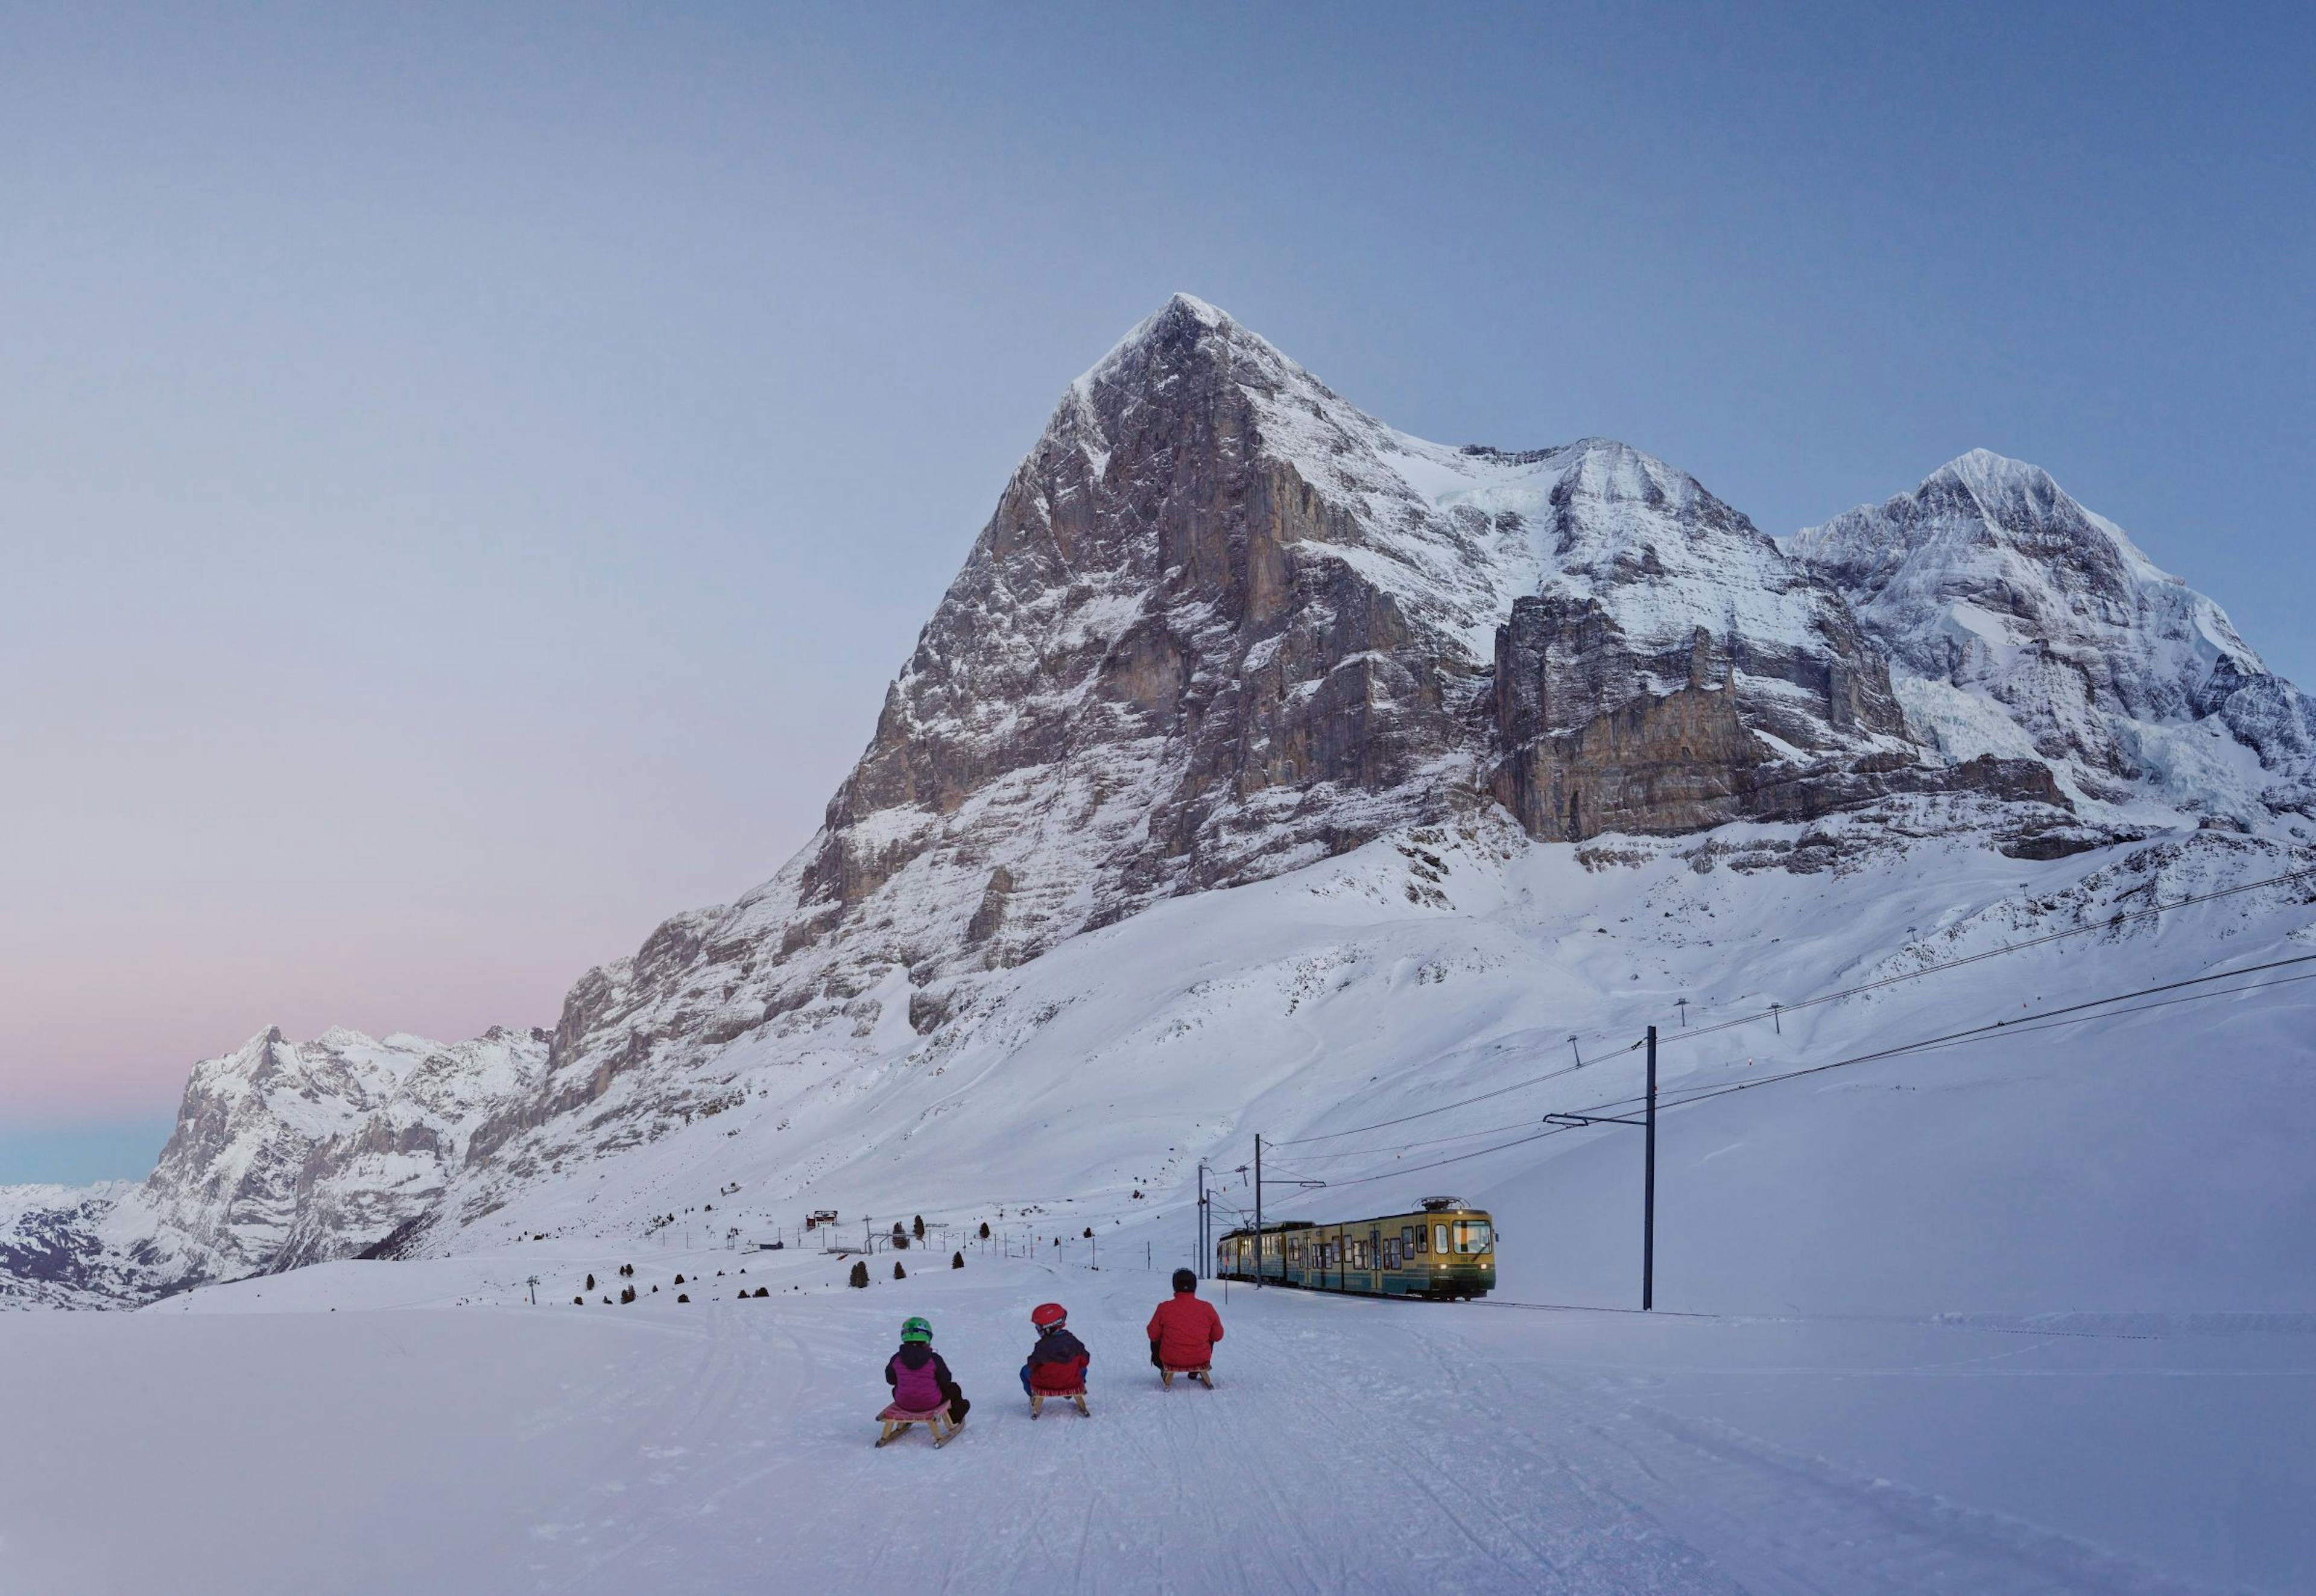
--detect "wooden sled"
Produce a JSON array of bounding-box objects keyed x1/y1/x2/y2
[
  {"x1": 875, "y1": 1402, "x2": 959, "y2": 1447},
  {"x1": 1159, "y1": 1364, "x2": 1213, "y2": 1389},
  {"x1": 1028, "y1": 1387, "x2": 1090, "y2": 1419}
]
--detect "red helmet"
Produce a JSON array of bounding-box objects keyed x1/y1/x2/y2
[{"x1": 1031, "y1": 1301, "x2": 1068, "y2": 1330}]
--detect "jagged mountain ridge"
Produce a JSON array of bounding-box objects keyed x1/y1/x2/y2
[
  {"x1": 1792, "y1": 448, "x2": 2316, "y2": 828},
  {"x1": 468, "y1": 294, "x2": 2042, "y2": 1177},
  {"x1": 57, "y1": 1026, "x2": 551, "y2": 1297},
  {"x1": 11, "y1": 297, "x2": 2308, "y2": 1306}
]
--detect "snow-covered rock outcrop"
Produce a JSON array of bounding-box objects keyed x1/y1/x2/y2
[
  {"x1": 78, "y1": 1025, "x2": 551, "y2": 1292},
  {"x1": 0, "y1": 1183, "x2": 140, "y2": 1309},
  {"x1": 1792, "y1": 449, "x2": 2316, "y2": 831}
]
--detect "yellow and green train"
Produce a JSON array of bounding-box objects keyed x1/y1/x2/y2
[{"x1": 1217, "y1": 1200, "x2": 1495, "y2": 1300}]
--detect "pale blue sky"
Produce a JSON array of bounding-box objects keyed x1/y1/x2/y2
[{"x1": 3, "y1": 3, "x2": 2310, "y2": 1181}]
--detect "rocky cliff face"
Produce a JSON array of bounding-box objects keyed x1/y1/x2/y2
[
  {"x1": 28, "y1": 299, "x2": 2295, "y2": 1308},
  {"x1": 80, "y1": 1025, "x2": 549, "y2": 1291},
  {"x1": 469, "y1": 296, "x2": 2040, "y2": 1173},
  {"x1": 0, "y1": 1184, "x2": 141, "y2": 1309},
  {"x1": 1792, "y1": 450, "x2": 2316, "y2": 830}
]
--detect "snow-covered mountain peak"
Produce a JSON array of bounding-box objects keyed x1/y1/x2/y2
[
  {"x1": 80, "y1": 1025, "x2": 552, "y2": 1291},
  {"x1": 1794, "y1": 455, "x2": 2313, "y2": 827}
]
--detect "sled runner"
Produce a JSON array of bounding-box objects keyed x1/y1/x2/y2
[
  {"x1": 1029, "y1": 1387, "x2": 1090, "y2": 1419},
  {"x1": 875, "y1": 1402, "x2": 959, "y2": 1446},
  {"x1": 1158, "y1": 1364, "x2": 1213, "y2": 1389}
]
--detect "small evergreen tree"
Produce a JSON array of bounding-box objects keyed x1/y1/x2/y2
[
  {"x1": 893, "y1": 1260, "x2": 907, "y2": 1281},
  {"x1": 848, "y1": 1260, "x2": 870, "y2": 1288},
  {"x1": 674, "y1": 1273, "x2": 685, "y2": 1285},
  {"x1": 978, "y1": 1221, "x2": 990, "y2": 1240},
  {"x1": 951, "y1": 1251, "x2": 964, "y2": 1270},
  {"x1": 572, "y1": 1296, "x2": 583, "y2": 1305},
  {"x1": 677, "y1": 1293, "x2": 689, "y2": 1303},
  {"x1": 911, "y1": 1214, "x2": 925, "y2": 1240},
  {"x1": 584, "y1": 1273, "x2": 596, "y2": 1290},
  {"x1": 620, "y1": 1285, "x2": 636, "y2": 1304}
]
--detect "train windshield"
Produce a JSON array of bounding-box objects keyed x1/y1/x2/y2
[{"x1": 1451, "y1": 1220, "x2": 1493, "y2": 1255}]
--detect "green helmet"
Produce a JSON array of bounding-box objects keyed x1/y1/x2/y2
[{"x1": 900, "y1": 1316, "x2": 932, "y2": 1344}]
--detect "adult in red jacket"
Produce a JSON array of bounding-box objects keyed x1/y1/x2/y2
[{"x1": 1147, "y1": 1269, "x2": 1224, "y2": 1370}]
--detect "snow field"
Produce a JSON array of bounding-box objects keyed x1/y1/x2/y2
[
  {"x1": 12, "y1": 825, "x2": 2314, "y2": 1591},
  {"x1": 7, "y1": 1246, "x2": 2309, "y2": 1594}
]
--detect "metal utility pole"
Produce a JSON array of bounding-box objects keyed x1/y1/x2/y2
[
  {"x1": 1196, "y1": 1161, "x2": 1209, "y2": 1278},
  {"x1": 1542, "y1": 1023, "x2": 1660, "y2": 1311},
  {"x1": 1644, "y1": 1024, "x2": 1657, "y2": 1313},
  {"x1": 525, "y1": 1275, "x2": 539, "y2": 1305},
  {"x1": 1253, "y1": 1135, "x2": 1264, "y2": 1287}
]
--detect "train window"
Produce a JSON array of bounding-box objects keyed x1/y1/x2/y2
[
  {"x1": 1384, "y1": 1239, "x2": 1400, "y2": 1268},
  {"x1": 1452, "y1": 1220, "x2": 1493, "y2": 1255},
  {"x1": 1403, "y1": 1225, "x2": 1417, "y2": 1252},
  {"x1": 1433, "y1": 1224, "x2": 1447, "y2": 1255}
]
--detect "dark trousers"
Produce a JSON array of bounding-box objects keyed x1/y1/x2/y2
[{"x1": 941, "y1": 1379, "x2": 970, "y2": 1422}]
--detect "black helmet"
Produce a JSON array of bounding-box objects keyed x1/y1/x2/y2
[{"x1": 1172, "y1": 1267, "x2": 1197, "y2": 1293}]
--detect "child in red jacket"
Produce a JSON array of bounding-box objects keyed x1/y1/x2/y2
[
  {"x1": 1020, "y1": 1302, "x2": 1090, "y2": 1401},
  {"x1": 1148, "y1": 1269, "x2": 1224, "y2": 1371}
]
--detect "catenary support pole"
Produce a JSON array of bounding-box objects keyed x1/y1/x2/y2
[
  {"x1": 1254, "y1": 1134, "x2": 1264, "y2": 1287},
  {"x1": 1197, "y1": 1161, "x2": 1208, "y2": 1278},
  {"x1": 1644, "y1": 1025, "x2": 1657, "y2": 1312}
]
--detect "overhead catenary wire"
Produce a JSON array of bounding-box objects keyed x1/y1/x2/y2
[
  {"x1": 1652, "y1": 957, "x2": 2316, "y2": 1115},
  {"x1": 1270, "y1": 863, "x2": 2316, "y2": 1150},
  {"x1": 1268, "y1": 953, "x2": 2316, "y2": 1197},
  {"x1": 1271, "y1": 1053, "x2": 1631, "y2": 1147},
  {"x1": 1564, "y1": 951, "x2": 2316, "y2": 1122},
  {"x1": 1660, "y1": 863, "x2": 2316, "y2": 1051}
]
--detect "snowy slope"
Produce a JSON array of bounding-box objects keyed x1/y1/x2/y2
[
  {"x1": 1792, "y1": 449, "x2": 2316, "y2": 830},
  {"x1": 15, "y1": 808, "x2": 2295, "y2": 1592},
  {"x1": 7, "y1": 1253, "x2": 2302, "y2": 1594},
  {"x1": 407, "y1": 809, "x2": 2315, "y2": 1313}
]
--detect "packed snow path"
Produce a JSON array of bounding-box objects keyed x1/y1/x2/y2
[{"x1": 6, "y1": 1250, "x2": 2308, "y2": 1594}]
